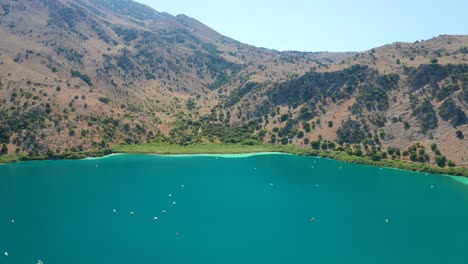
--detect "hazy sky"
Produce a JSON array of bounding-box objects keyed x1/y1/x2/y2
[{"x1": 136, "y1": 0, "x2": 468, "y2": 52}]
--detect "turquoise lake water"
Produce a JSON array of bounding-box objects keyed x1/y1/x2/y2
[{"x1": 1, "y1": 153, "x2": 468, "y2": 264}]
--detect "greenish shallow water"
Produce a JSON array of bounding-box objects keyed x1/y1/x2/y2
[{"x1": 1, "y1": 154, "x2": 468, "y2": 264}]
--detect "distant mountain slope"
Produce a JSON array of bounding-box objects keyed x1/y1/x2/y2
[
  {"x1": 226, "y1": 36, "x2": 467, "y2": 165},
  {"x1": 0, "y1": 0, "x2": 466, "y2": 167}
]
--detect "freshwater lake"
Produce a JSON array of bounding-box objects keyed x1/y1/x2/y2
[{"x1": 1, "y1": 153, "x2": 467, "y2": 264}]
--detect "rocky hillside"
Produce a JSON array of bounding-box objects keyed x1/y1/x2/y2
[
  {"x1": 0, "y1": 0, "x2": 466, "y2": 167},
  {"x1": 227, "y1": 36, "x2": 468, "y2": 166}
]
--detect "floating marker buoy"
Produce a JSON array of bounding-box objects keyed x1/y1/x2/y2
[
  {"x1": 153, "y1": 217, "x2": 158, "y2": 221},
  {"x1": 4, "y1": 252, "x2": 8, "y2": 257},
  {"x1": 310, "y1": 218, "x2": 316, "y2": 222},
  {"x1": 113, "y1": 209, "x2": 116, "y2": 213},
  {"x1": 11, "y1": 219, "x2": 15, "y2": 224},
  {"x1": 431, "y1": 185, "x2": 434, "y2": 189},
  {"x1": 181, "y1": 185, "x2": 184, "y2": 188},
  {"x1": 130, "y1": 212, "x2": 135, "y2": 215},
  {"x1": 169, "y1": 194, "x2": 172, "y2": 197},
  {"x1": 385, "y1": 219, "x2": 389, "y2": 223},
  {"x1": 162, "y1": 210, "x2": 166, "y2": 214},
  {"x1": 172, "y1": 202, "x2": 176, "y2": 205}
]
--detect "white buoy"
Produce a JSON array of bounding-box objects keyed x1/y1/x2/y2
[
  {"x1": 431, "y1": 185, "x2": 434, "y2": 189},
  {"x1": 130, "y1": 211, "x2": 135, "y2": 215},
  {"x1": 11, "y1": 219, "x2": 15, "y2": 224},
  {"x1": 153, "y1": 217, "x2": 158, "y2": 221},
  {"x1": 162, "y1": 210, "x2": 166, "y2": 214},
  {"x1": 113, "y1": 209, "x2": 116, "y2": 213},
  {"x1": 385, "y1": 219, "x2": 389, "y2": 223},
  {"x1": 172, "y1": 201, "x2": 176, "y2": 205},
  {"x1": 316, "y1": 184, "x2": 319, "y2": 187},
  {"x1": 4, "y1": 252, "x2": 8, "y2": 257},
  {"x1": 181, "y1": 185, "x2": 184, "y2": 188},
  {"x1": 169, "y1": 194, "x2": 172, "y2": 197}
]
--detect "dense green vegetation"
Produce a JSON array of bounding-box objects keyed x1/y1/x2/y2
[
  {"x1": 225, "y1": 82, "x2": 261, "y2": 108},
  {"x1": 0, "y1": 154, "x2": 19, "y2": 164},
  {"x1": 56, "y1": 45, "x2": 84, "y2": 64},
  {"x1": 336, "y1": 119, "x2": 369, "y2": 144},
  {"x1": 266, "y1": 65, "x2": 399, "y2": 118},
  {"x1": 412, "y1": 100, "x2": 438, "y2": 133},
  {"x1": 166, "y1": 119, "x2": 263, "y2": 146},
  {"x1": 113, "y1": 26, "x2": 140, "y2": 42},
  {"x1": 71, "y1": 70, "x2": 93, "y2": 86},
  {"x1": 0, "y1": 107, "x2": 50, "y2": 145},
  {"x1": 405, "y1": 63, "x2": 467, "y2": 91},
  {"x1": 439, "y1": 98, "x2": 467, "y2": 126}
]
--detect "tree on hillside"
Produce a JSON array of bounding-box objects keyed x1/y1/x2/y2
[
  {"x1": 436, "y1": 156, "x2": 447, "y2": 167},
  {"x1": 311, "y1": 141, "x2": 320, "y2": 150},
  {"x1": 1, "y1": 144, "x2": 8, "y2": 155}
]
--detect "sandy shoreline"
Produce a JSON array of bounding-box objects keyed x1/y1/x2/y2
[{"x1": 81, "y1": 153, "x2": 125, "y2": 160}]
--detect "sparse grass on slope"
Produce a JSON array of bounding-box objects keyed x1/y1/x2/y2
[
  {"x1": 0, "y1": 154, "x2": 19, "y2": 164},
  {"x1": 111, "y1": 143, "x2": 312, "y2": 155}
]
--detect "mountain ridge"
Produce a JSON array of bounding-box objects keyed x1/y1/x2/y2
[{"x1": 0, "y1": 0, "x2": 466, "y2": 167}]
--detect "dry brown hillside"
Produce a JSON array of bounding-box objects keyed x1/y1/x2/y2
[
  {"x1": 226, "y1": 36, "x2": 467, "y2": 166},
  {"x1": 0, "y1": 0, "x2": 466, "y2": 168}
]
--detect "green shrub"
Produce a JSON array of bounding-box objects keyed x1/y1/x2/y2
[
  {"x1": 436, "y1": 156, "x2": 447, "y2": 167},
  {"x1": 71, "y1": 70, "x2": 93, "y2": 86},
  {"x1": 1, "y1": 144, "x2": 8, "y2": 155},
  {"x1": 311, "y1": 141, "x2": 320, "y2": 150},
  {"x1": 98, "y1": 97, "x2": 110, "y2": 104}
]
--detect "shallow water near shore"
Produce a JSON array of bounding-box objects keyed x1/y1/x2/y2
[{"x1": 1, "y1": 154, "x2": 467, "y2": 264}]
